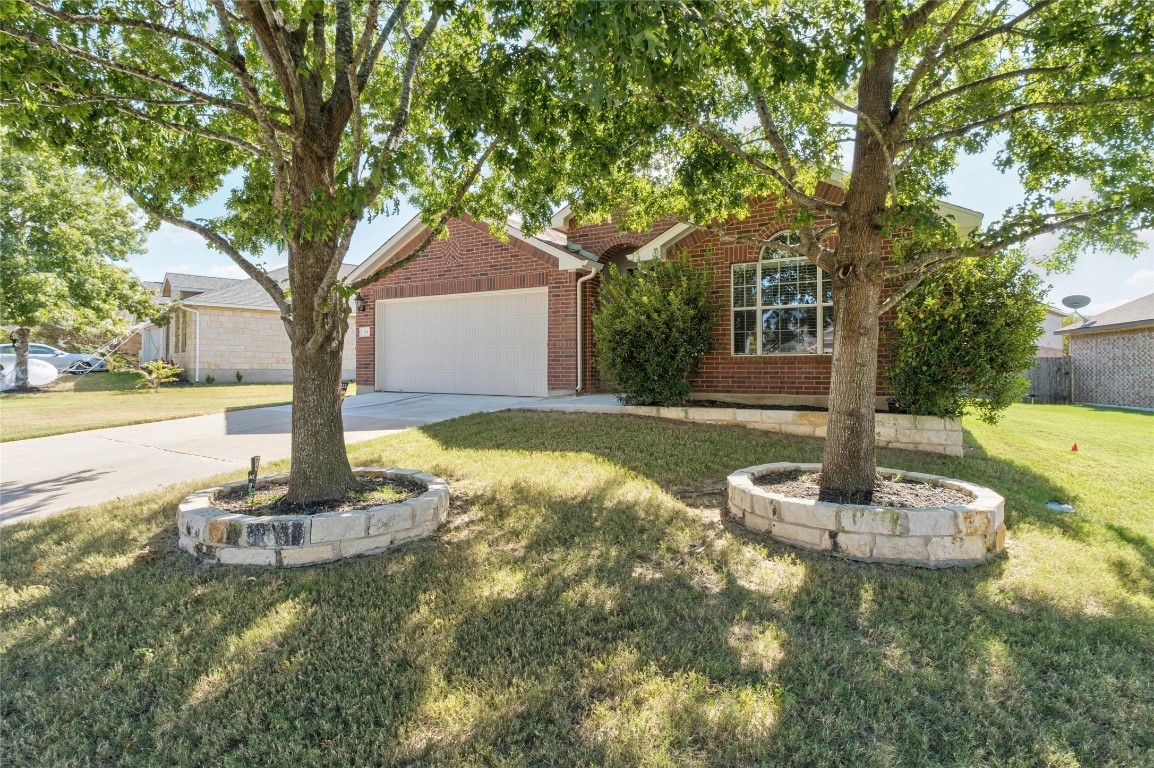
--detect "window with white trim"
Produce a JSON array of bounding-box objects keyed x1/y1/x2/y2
[{"x1": 732, "y1": 231, "x2": 834, "y2": 355}]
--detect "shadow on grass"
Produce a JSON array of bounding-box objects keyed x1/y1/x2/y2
[{"x1": 2, "y1": 412, "x2": 1152, "y2": 765}]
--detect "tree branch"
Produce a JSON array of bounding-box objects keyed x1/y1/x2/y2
[
  {"x1": 111, "y1": 173, "x2": 294, "y2": 327},
  {"x1": 900, "y1": 96, "x2": 1154, "y2": 150},
  {"x1": 0, "y1": 26, "x2": 262, "y2": 121},
  {"x1": 20, "y1": 0, "x2": 225, "y2": 58},
  {"x1": 891, "y1": 0, "x2": 978, "y2": 136},
  {"x1": 209, "y1": 0, "x2": 291, "y2": 215},
  {"x1": 880, "y1": 208, "x2": 1115, "y2": 283},
  {"x1": 667, "y1": 100, "x2": 842, "y2": 217},
  {"x1": 357, "y1": 0, "x2": 410, "y2": 89},
  {"x1": 911, "y1": 64, "x2": 1073, "y2": 113},
  {"x1": 669, "y1": 214, "x2": 837, "y2": 273},
  {"x1": 349, "y1": 139, "x2": 500, "y2": 292}
]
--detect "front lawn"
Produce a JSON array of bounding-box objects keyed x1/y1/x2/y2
[
  {"x1": 2, "y1": 404, "x2": 1151, "y2": 766},
  {"x1": 0, "y1": 372, "x2": 293, "y2": 441}
]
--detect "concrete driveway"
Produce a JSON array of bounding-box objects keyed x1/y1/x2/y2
[{"x1": 0, "y1": 392, "x2": 542, "y2": 525}]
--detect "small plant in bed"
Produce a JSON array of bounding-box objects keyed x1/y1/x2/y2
[
  {"x1": 755, "y1": 470, "x2": 974, "y2": 507},
  {"x1": 215, "y1": 475, "x2": 424, "y2": 516}
]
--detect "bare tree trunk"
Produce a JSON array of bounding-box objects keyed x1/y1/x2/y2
[
  {"x1": 286, "y1": 330, "x2": 357, "y2": 504},
  {"x1": 11, "y1": 327, "x2": 30, "y2": 388},
  {"x1": 820, "y1": 273, "x2": 881, "y2": 499}
]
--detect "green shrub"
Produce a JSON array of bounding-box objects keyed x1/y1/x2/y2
[
  {"x1": 204, "y1": 374, "x2": 215, "y2": 385},
  {"x1": 592, "y1": 254, "x2": 718, "y2": 405},
  {"x1": 235, "y1": 371, "x2": 243, "y2": 383},
  {"x1": 889, "y1": 249, "x2": 1046, "y2": 423}
]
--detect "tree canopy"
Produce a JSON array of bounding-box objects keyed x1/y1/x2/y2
[{"x1": 0, "y1": 146, "x2": 154, "y2": 337}]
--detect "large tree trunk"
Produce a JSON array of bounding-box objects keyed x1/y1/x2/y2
[
  {"x1": 286, "y1": 330, "x2": 357, "y2": 504},
  {"x1": 11, "y1": 327, "x2": 30, "y2": 388},
  {"x1": 819, "y1": 18, "x2": 895, "y2": 500},
  {"x1": 820, "y1": 272, "x2": 882, "y2": 500}
]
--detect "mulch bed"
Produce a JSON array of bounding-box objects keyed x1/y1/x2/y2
[
  {"x1": 754, "y1": 470, "x2": 973, "y2": 507},
  {"x1": 215, "y1": 475, "x2": 425, "y2": 516},
  {"x1": 691, "y1": 399, "x2": 904, "y2": 415}
]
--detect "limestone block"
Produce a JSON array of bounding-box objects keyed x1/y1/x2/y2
[
  {"x1": 839, "y1": 506, "x2": 907, "y2": 535},
  {"x1": 218, "y1": 546, "x2": 277, "y2": 566},
  {"x1": 281, "y1": 544, "x2": 339, "y2": 567},
  {"x1": 905, "y1": 510, "x2": 959, "y2": 536},
  {"x1": 751, "y1": 493, "x2": 775, "y2": 520},
  {"x1": 734, "y1": 409, "x2": 765, "y2": 423},
  {"x1": 744, "y1": 511, "x2": 772, "y2": 533},
  {"x1": 242, "y1": 517, "x2": 307, "y2": 548},
  {"x1": 874, "y1": 414, "x2": 908, "y2": 429},
  {"x1": 985, "y1": 527, "x2": 1007, "y2": 554},
  {"x1": 623, "y1": 406, "x2": 658, "y2": 417},
  {"x1": 685, "y1": 407, "x2": 735, "y2": 421},
  {"x1": 310, "y1": 512, "x2": 368, "y2": 543},
  {"x1": 770, "y1": 521, "x2": 830, "y2": 550},
  {"x1": 926, "y1": 535, "x2": 987, "y2": 563},
  {"x1": 392, "y1": 522, "x2": 436, "y2": 544},
  {"x1": 834, "y1": 532, "x2": 874, "y2": 558},
  {"x1": 757, "y1": 410, "x2": 796, "y2": 424},
  {"x1": 872, "y1": 534, "x2": 929, "y2": 561},
  {"x1": 915, "y1": 415, "x2": 947, "y2": 431},
  {"x1": 896, "y1": 429, "x2": 927, "y2": 444},
  {"x1": 989, "y1": 502, "x2": 1005, "y2": 532},
  {"x1": 793, "y1": 411, "x2": 828, "y2": 426},
  {"x1": 205, "y1": 514, "x2": 246, "y2": 546},
  {"x1": 178, "y1": 508, "x2": 222, "y2": 542},
  {"x1": 956, "y1": 508, "x2": 991, "y2": 535},
  {"x1": 340, "y1": 533, "x2": 395, "y2": 558},
  {"x1": 777, "y1": 497, "x2": 838, "y2": 529},
  {"x1": 779, "y1": 424, "x2": 816, "y2": 437},
  {"x1": 368, "y1": 503, "x2": 415, "y2": 536},
  {"x1": 411, "y1": 496, "x2": 441, "y2": 526},
  {"x1": 658, "y1": 406, "x2": 687, "y2": 420}
]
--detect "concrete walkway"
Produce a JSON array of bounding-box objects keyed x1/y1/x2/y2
[{"x1": 0, "y1": 392, "x2": 543, "y2": 525}]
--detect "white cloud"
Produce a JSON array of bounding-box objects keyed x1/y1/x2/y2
[{"x1": 1126, "y1": 269, "x2": 1154, "y2": 289}]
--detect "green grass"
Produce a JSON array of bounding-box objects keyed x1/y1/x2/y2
[
  {"x1": 0, "y1": 372, "x2": 293, "y2": 441},
  {"x1": 1, "y1": 404, "x2": 1151, "y2": 766}
]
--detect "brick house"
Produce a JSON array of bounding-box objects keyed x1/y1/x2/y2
[
  {"x1": 349, "y1": 188, "x2": 981, "y2": 404},
  {"x1": 143, "y1": 267, "x2": 357, "y2": 383},
  {"x1": 1055, "y1": 293, "x2": 1154, "y2": 409}
]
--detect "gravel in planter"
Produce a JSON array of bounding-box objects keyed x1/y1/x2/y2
[{"x1": 215, "y1": 475, "x2": 425, "y2": 516}]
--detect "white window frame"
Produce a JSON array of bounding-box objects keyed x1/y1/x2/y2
[{"x1": 731, "y1": 231, "x2": 833, "y2": 356}]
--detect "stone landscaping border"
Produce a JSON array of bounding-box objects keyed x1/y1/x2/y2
[
  {"x1": 177, "y1": 468, "x2": 449, "y2": 567},
  {"x1": 727, "y1": 462, "x2": 1005, "y2": 567},
  {"x1": 534, "y1": 403, "x2": 962, "y2": 456}
]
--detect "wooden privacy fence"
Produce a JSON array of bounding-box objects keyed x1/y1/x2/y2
[{"x1": 1022, "y1": 357, "x2": 1071, "y2": 404}]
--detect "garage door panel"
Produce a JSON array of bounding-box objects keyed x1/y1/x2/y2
[{"x1": 377, "y1": 289, "x2": 548, "y2": 397}]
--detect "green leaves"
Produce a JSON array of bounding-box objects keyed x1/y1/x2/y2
[
  {"x1": 0, "y1": 146, "x2": 155, "y2": 335},
  {"x1": 889, "y1": 249, "x2": 1048, "y2": 422},
  {"x1": 592, "y1": 254, "x2": 719, "y2": 406}
]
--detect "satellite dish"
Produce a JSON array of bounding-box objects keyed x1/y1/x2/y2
[
  {"x1": 1062, "y1": 294, "x2": 1091, "y2": 321},
  {"x1": 1062, "y1": 295, "x2": 1090, "y2": 311}
]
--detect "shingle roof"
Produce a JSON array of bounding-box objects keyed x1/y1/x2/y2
[
  {"x1": 183, "y1": 264, "x2": 358, "y2": 310},
  {"x1": 163, "y1": 272, "x2": 244, "y2": 295},
  {"x1": 1055, "y1": 293, "x2": 1154, "y2": 335}
]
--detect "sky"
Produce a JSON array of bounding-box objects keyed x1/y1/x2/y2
[{"x1": 129, "y1": 147, "x2": 1154, "y2": 318}]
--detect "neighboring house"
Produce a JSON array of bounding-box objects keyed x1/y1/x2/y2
[
  {"x1": 1055, "y1": 293, "x2": 1154, "y2": 409},
  {"x1": 138, "y1": 267, "x2": 357, "y2": 383},
  {"x1": 1036, "y1": 306, "x2": 1069, "y2": 358},
  {"x1": 349, "y1": 187, "x2": 983, "y2": 404}
]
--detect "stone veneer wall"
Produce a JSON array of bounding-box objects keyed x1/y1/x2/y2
[
  {"x1": 178, "y1": 469, "x2": 449, "y2": 567},
  {"x1": 1069, "y1": 327, "x2": 1154, "y2": 409},
  {"x1": 169, "y1": 305, "x2": 356, "y2": 383},
  {"x1": 542, "y1": 403, "x2": 963, "y2": 456},
  {"x1": 728, "y1": 463, "x2": 1006, "y2": 567}
]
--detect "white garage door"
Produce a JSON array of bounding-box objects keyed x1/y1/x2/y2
[{"x1": 376, "y1": 288, "x2": 549, "y2": 397}]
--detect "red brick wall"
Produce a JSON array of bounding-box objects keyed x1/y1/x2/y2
[
  {"x1": 579, "y1": 188, "x2": 899, "y2": 401},
  {"x1": 566, "y1": 216, "x2": 677, "y2": 256},
  {"x1": 355, "y1": 217, "x2": 580, "y2": 393}
]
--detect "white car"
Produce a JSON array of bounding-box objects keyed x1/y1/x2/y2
[{"x1": 0, "y1": 343, "x2": 109, "y2": 374}]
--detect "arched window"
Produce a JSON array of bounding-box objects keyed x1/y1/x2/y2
[{"x1": 731, "y1": 231, "x2": 833, "y2": 355}]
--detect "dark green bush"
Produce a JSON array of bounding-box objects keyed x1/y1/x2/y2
[
  {"x1": 592, "y1": 254, "x2": 718, "y2": 405},
  {"x1": 889, "y1": 249, "x2": 1046, "y2": 423}
]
